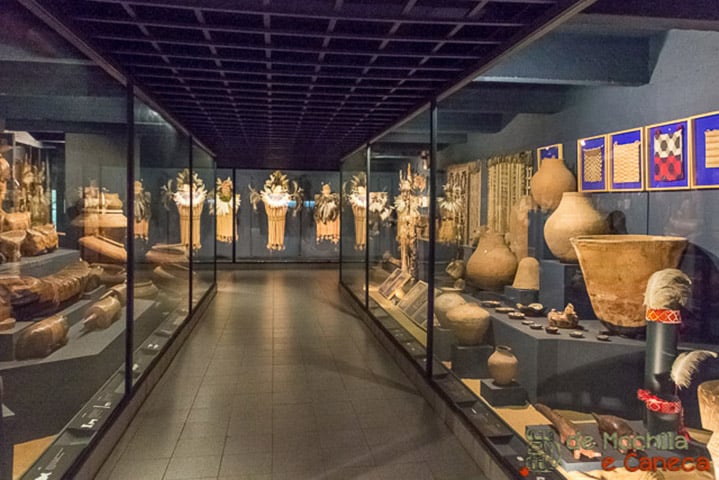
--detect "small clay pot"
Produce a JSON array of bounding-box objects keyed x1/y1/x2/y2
[
  {"x1": 487, "y1": 345, "x2": 519, "y2": 386},
  {"x1": 512, "y1": 257, "x2": 540, "y2": 290}
]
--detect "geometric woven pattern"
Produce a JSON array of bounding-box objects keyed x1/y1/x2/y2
[
  {"x1": 612, "y1": 140, "x2": 641, "y2": 184},
  {"x1": 653, "y1": 129, "x2": 684, "y2": 182},
  {"x1": 583, "y1": 146, "x2": 604, "y2": 183},
  {"x1": 705, "y1": 130, "x2": 719, "y2": 168}
]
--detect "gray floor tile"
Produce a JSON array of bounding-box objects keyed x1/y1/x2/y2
[{"x1": 100, "y1": 270, "x2": 483, "y2": 480}]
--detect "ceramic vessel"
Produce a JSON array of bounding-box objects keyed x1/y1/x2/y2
[
  {"x1": 487, "y1": 345, "x2": 518, "y2": 386},
  {"x1": 443, "y1": 303, "x2": 490, "y2": 345},
  {"x1": 434, "y1": 293, "x2": 466, "y2": 325},
  {"x1": 530, "y1": 158, "x2": 576, "y2": 212},
  {"x1": 512, "y1": 257, "x2": 540, "y2": 290},
  {"x1": 571, "y1": 235, "x2": 687, "y2": 334},
  {"x1": 544, "y1": 193, "x2": 608, "y2": 262},
  {"x1": 698, "y1": 380, "x2": 719, "y2": 480},
  {"x1": 466, "y1": 230, "x2": 518, "y2": 291}
]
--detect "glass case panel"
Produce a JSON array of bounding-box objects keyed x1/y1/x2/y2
[
  {"x1": 0, "y1": 2, "x2": 128, "y2": 477},
  {"x1": 215, "y1": 167, "x2": 236, "y2": 263},
  {"x1": 133, "y1": 98, "x2": 190, "y2": 382},
  {"x1": 429, "y1": 15, "x2": 719, "y2": 480},
  {"x1": 340, "y1": 149, "x2": 367, "y2": 303},
  {"x1": 368, "y1": 109, "x2": 431, "y2": 368},
  {"x1": 191, "y1": 144, "x2": 215, "y2": 309}
]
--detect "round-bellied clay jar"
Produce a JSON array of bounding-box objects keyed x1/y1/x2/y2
[{"x1": 443, "y1": 303, "x2": 490, "y2": 345}]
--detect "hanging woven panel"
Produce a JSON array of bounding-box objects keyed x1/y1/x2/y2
[
  {"x1": 705, "y1": 129, "x2": 719, "y2": 169},
  {"x1": 653, "y1": 129, "x2": 684, "y2": 182},
  {"x1": 582, "y1": 146, "x2": 604, "y2": 183},
  {"x1": 612, "y1": 140, "x2": 641, "y2": 184}
]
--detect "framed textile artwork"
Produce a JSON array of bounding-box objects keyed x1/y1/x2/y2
[
  {"x1": 646, "y1": 119, "x2": 690, "y2": 190},
  {"x1": 608, "y1": 128, "x2": 644, "y2": 191},
  {"x1": 691, "y1": 111, "x2": 719, "y2": 188},
  {"x1": 397, "y1": 281, "x2": 428, "y2": 313},
  {"x1": 378, "y1": 268, "x2": 402, "y2": 298},
  {"x1": 537, "y1": 144, "x2": 563, "y2": 166},
  {"x1": 577, "y1": 135, "x2": 608, "y2": 192}
]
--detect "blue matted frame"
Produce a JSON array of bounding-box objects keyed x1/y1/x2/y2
[
  {"x1": 536, "y1": 144, "x2": 563, "y2": 166},
  {"x1": 577, "y1": 135, "x2": 608, "y2": 192},
  {"x1": 608, "y1": 128, "x2": 644, "y2": 191},
  {"x1": 691, "y1": 111, "x2": 719, "y2": 189},
  {"x1": 645, "y1": 119, "x2": 691, "y2": 191}
]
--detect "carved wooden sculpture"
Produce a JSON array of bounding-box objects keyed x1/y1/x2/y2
[
  {"x1": 22, "y1": 224, "x2": 59, "y2": 256},
  {"x1": 79, "y1": 235, "x2": 127, "y2": 264},
  {"x1": 535, "y1": 403, "x2": 601, "y2": 460},
  {"x1": 82, "y1": 283, "x2": 126, "y2": 331},
  {"x1": 15, "y1": 314, "x2": 68, "y2": 359}
]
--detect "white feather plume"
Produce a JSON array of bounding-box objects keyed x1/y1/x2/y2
[
  {"x1": 670, "y1": 350, "x2": 718, "y2": 389},
  {"x1": 644, "y1": 268, "x2": 691, "y2": 310}
]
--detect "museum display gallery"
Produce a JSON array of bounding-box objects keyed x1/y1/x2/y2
[{"x1": 2, "y1": 0, "x2": 719, "y2": 479}]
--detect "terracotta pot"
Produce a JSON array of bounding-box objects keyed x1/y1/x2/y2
[
  {"x1": 434, "y1": 293, "x2": 466, "y2": 325},
  {"x1": 530, "y1": 158, "x2": 576, "y2": 212},
  {"x1": 512, "y1": 257, "x2": 539, "y2": 290},
  {"x1": 544, "y1": 193, "x2": 607, "y2": 262},
  {"x1": 466, "y1": 231, "x2": 517, "y2": 291},
  {"x1": 488, "y1": 345, "x2": 519, "y2": 386},
  {"x1": 444, "y1": 303, "x2": 490, "y2": 345},
  {"x1": 571, "y1": 235, "x2": 687, "y2": 334},
  {"x1": 698, "y1": 381, "x2": 719, "y2": 480}
]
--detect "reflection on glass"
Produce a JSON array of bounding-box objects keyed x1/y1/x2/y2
[{"x1": 340, "y1": 150, "x2": 367, "y2": 302}]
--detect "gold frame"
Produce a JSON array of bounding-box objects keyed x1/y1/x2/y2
[
  {"x1": 607, "y1": 127, "x2": 645, "y2": 192},
  {"x1": 577, "y1": 134, "x2": 609, "y2": 192},
  {"x1": 689, "y1": 110, "x2": 719, "y2": 190},
  {"x1": 536, "y1": 143, "x2": 563, "y2": 167},
  {"x1": 644, "y1": 118, "x2": 692, "y2": 191}
]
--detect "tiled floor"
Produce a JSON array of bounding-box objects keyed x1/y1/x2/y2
[{"x1": 97, "y1": 268, "x2": 486, "y2": 480}]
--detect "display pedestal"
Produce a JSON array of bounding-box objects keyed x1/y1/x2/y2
[
  {"x1": 503, "y1": 286, "x2": 538, "y2": 305},
  {"x1": 539, "y1": 259, "x2": 594, "y2": 320},
  {"x1": 433, "y1": 327, "x2": 455, "y2": 362},
  {"x1": 480, "y1": 379, "x2": 527, "y2": 407},
  {"x1": 451, "y1": 344, "x2": 492, "y2": 378},
  {"x1": 528, "y1": 210, "x2": 554, "y2": 260}
]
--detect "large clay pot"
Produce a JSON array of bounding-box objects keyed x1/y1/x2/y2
[
  {"x1": 435, "y1": 293, "x2": 466, "y2": 325},
  {"x1": 544, "y1": 193, "x2": 608, "y2": 262},
  {"x1": 571, "y1": 235, "x2": 687, "y2": 335},
  {"x1": 444, "y1": 303, "x2": 490, "y2": 345},
  {"x1": 466, "y1": 231, "x2": 518, "y2": 291},
  {"x1": 530, "y1": 158, "x2": 576, "y2": 212},
  {"x1": 488, "y1": 345, "x2": 519, "y2": 386}
]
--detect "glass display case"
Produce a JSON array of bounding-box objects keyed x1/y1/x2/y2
[
  {"x1": 0, "y1": 3, "x2": 216, "y2": 479},
  {"x1": 340, "y1": 14, "x2": 719, "y2": 480}
]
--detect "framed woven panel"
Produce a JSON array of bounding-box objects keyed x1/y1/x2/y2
[
  {"x1": 609, "y1": 128, "x2": 644, "y2": 191},
  {"x1": 691, "y1": 111, "x2": 719, "y2": 188},
  {"x1": 577, "y1": 135, "x2": 608, "y2": 191},
  {"x1": 536, "y1": 144, "x2": 563, "y2": 167},
  {"x1": 646, "y1": 119, "x2": 690, "y2": 190}
]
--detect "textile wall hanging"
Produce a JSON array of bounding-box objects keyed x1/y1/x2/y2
[
  {"x1": 609, "y1": 128, "x2": 644, "y2": 191},
  {"x1": 313, "y1": 184, "x2": 340, "y2": 244},
  {"x1": 647, "y1": 119, "x2": 690, "y2": 190},
  {"x1": 445, "y1": 162, "x2": 470, "y2": 244},
  {"x1": 467, "y1": 162, "x2": 482, "y2": 242},
  {"x1": 343, "y1": 172, "x2": 367, "y2": 250},
  {"x1": 691, "y1": 112, "x2": 719, "y2": 188},
  {"x1": 394, "y1": 164, "x2": 426, "y2": 278},
  {"x1": 249, "y1": 170, "x2": 303, "y2": 251},
  {"x1": 487, "y1": 151, "x2": 532, "y2": 235},
  {"x1": 211, "y1": 177, "x2": 241, "y2": 243},
  {"x1": 134, "y1": 180, "x2": 151, "y2": 240},
  {"x1": 161, "y1": 169, "x2": 207, "y2": 250},
  {"x1": 577, "y1": 135, "x2": 608, "y2": 192}
]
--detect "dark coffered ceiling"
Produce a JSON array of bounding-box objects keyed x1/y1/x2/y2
[{"x1": 27, "y1": 0, "x2": 594, "y2": 168}]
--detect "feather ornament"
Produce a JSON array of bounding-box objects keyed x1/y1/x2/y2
[
  {"x1": 644, "y1": 268, "x2": 691, "y2": 310},
  {"x1": 670, "y1": 350, "x2": 717, "y2": 389}
]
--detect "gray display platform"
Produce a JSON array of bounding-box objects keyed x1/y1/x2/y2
[
  {"x1": 504, "y1": 286, "x2": 538, "y2": 305},
  {"x1": 538, "y1": 259, "x2": 595, "y2": 320},
  {"x1": 480, "y1": 379, "x2": 528, "y2": 407},
  {"x1": 0, "y1": 249, "x2": 80, "y2": 278},
  {"x1": 451, "y1": 344, "x2": 492, "y2": 379}
]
